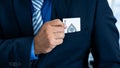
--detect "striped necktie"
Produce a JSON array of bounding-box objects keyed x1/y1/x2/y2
[{"x1": 32, "y1": 0, "x2": 44, "y2": 35}]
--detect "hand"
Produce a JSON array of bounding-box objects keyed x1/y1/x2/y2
[{"x1": 34, "y1": 19, "x2": 66, "y2": 54}]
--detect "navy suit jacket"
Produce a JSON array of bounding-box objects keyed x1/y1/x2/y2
[{"x1": 0, "y1": 0, "x2": 120, "y2": 68}]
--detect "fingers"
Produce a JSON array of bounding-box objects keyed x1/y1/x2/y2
[
  {"x1": 45, "y1": 20, "x2": 65, "y2": 39},
  {"x1": 46, "y1": 19, "x2": 65, "y2": 45},
  {"x1": 54, "y1": 32, "x2": 65, "y2": 39},
  {"x1": 55, "y1": 39, "x2": 63, "y2": 45},
  {"x1": 47, "y1": 39, "x2": 63, "y2": 49},
  {"x1": 41, "y1": 38, "x2": 63, "y2": 54},
  {"x1": 34, "y1": 19, "x2": 66, "y2": 54},
  {"x1": 52, "y1": 27, "x2": 65, "y2": 33},
  {"x1": 46, "y1": 19, "x2": 66, "y2": 28}
]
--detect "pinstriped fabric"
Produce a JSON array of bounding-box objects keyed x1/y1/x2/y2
[{"x1": 32, "y1": 0, "x2": 44, "y2": 35}]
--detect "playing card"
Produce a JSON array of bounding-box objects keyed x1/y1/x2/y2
[{"x1": 63, "y1": 18, "x2": 81, "y2": 33}]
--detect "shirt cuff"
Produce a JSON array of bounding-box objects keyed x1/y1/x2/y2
[{"x1": 30, "y1": 40, "x2": 38, "y2": 60}]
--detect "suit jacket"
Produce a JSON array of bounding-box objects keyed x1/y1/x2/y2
[{"x1": 0, "y1": 0, "x2": 120, "y2": 68}]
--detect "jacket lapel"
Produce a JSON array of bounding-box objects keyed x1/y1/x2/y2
[
  {"x1": 14, "y1": 0, "x2": 33, "y2": 35},
  {"x1": 14, "y1": 0, "x2": 71, "y2": 35},
  {"x1": 51, "y1": 0, "x2": 71, "y2": 20}
]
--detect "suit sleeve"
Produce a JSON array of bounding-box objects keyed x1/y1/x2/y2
[
  {"x1": 92, "y1": 0, "x2": 120, "y2": 68},
  {"x1": 0, "y1": 37, "x2": 33, "y2": 68}
]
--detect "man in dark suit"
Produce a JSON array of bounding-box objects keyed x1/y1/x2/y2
[{"x1": 0, "y1": 0, "x2": 120, "y2": 68}]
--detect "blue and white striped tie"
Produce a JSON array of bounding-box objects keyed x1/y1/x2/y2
[{"x1": 32, "y1": 0, "x2": 44, "y2": 35}]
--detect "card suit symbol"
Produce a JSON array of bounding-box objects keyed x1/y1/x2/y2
[{"x1": 67, "y1": 23, "x2": 77, "y2": 33}]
